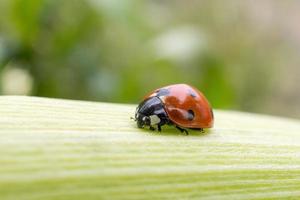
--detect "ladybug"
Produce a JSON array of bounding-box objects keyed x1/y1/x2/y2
[{"x1": 135, "y1": 84, "x2": 214, "y2": 134}]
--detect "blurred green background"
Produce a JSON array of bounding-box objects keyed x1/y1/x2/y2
[{"x1": 0, "y1": 0, "x2": 299, "y2": 118}]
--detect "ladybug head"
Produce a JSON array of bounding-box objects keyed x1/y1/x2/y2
[
  {"x1": 135, "y1": 98, "x2": 157, "y2": 128},
  {"x1": 135, "y1": 113, "x2": 151, "y2": 128}
]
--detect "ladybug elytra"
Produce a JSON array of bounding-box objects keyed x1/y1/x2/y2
[{"x1": 135, "y1": 84, "x2": 214, "y2": 134}]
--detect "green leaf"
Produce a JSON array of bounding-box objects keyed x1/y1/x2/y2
[{"x1": 0, "y1": 96, "x2": 300, "y2": 200}]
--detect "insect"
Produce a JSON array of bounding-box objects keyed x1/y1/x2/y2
[{"x1": 134, "y1": 84, "x2": 214, "y2": 134}]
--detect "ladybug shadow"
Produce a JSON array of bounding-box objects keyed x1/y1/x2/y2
[{"x1": 141, "y1": 126, "x2": 212, "y2": 137}]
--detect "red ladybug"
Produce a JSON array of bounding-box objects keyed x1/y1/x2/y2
[{"x1": 135, "y1": 84, "x2": 214, "y2": 134}]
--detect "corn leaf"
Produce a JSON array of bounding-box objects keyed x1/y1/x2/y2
[{"x1": 1, "y1": 96, "x2": 300, "y2": 200}]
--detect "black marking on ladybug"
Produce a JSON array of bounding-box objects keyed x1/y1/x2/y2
[
  {"x1": 187, "y1": 109, "x2": 195, "y2": 121},
  {"x1": 188, "y1": 89, "x2": 197, "y2": 98},
  {"x1": 156, "y1": 88, "x2": 170, "y2": 97}
]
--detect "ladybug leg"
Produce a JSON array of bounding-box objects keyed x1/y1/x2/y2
[
  {"x1": 157, "y1": 125, "x2": 162, "y2": 132},
  {"x1": 191, "y1": 128, "x2": 205, "y2": 133},
  {"x1": 175, "y1": 126, "x2": 189, "y2": 135}
]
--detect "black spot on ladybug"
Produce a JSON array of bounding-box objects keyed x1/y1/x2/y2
[
  {"x1": 187, "y1": 110, "x2": 195, "y2": 121},
  {"x1": 156, "y1": 88, "x2": 170, "y2": 97},
  {"x1": 188, "y1": 89, "x2": 197, "y2": 98}
]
